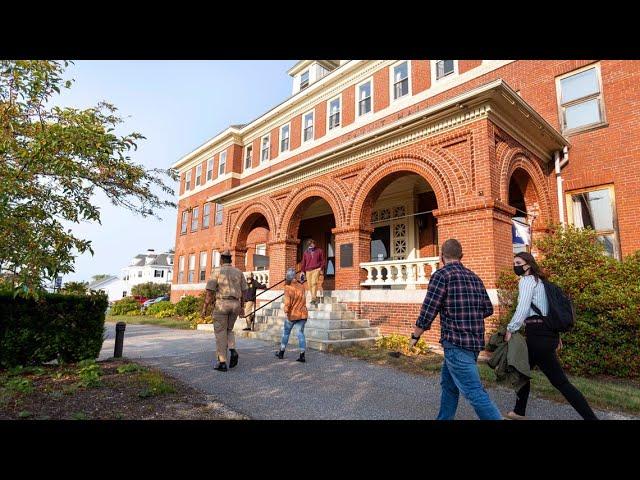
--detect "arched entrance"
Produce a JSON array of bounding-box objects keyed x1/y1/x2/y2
[
  {"x1": 356, "y1": 172, "x2": 440, "y2": 289},
  {"x1": 233, "y1": 211, "x2": 272, "y2": 285},
  {"x1": 285, "y1": 196, "x2": 337, "y2": 291},
  {"x1": 508, "y1": 167, "x2": 540, "y2": 254}
]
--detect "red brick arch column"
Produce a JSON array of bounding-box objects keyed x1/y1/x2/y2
[{"x1": 228, "y1": 201, "x2": 278, "y2": 250}]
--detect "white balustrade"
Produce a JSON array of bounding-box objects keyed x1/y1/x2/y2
[
  {"x1": 360, "y1": 258, "x2": 439, "y2": 287},
  {"x1": 243, "y1": 270, "x2": 270, "y2": 287}
]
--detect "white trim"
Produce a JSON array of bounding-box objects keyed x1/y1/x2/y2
[
  {"x1": 279, "y1": 122, "x2": 291, "y2": 154},
  {"x1": 260, "y1": 133, "x2": 270, "y2": 164},
  {"x1": 355, "y1": 76, "x2": 374, "y2": 118},
  {"x1": 244, "y1": 144, "x2": 253, "y2": 172},
  {"x1": 301, "y1": 109, "x2": 315, "y2": 144},
  {"x1": 430, "y1": 60, "x2": 460, "y2": 85},
  {"x1": 177, "y1": 60, "x2": 518, "y2": 200},
  {"x1": 389, "y1": 60, "x2": 412, "y2": 103},
  {"x1": 218, "y1": 150, "x2": 228, "y2": 176},
  {"x1": 178, "y1": 172, "x2": 242, "y2": 200},
  {"x1": 555, "y1": 62, "x2": 606, "y2": 134},
  {"x1": 206, "y1": 157, "x2": 214, "y2": 182},
  {"x1": 172, "y1": 283, "x2": 206, "y2": 291},
  {"x1": 326, "y1": 93, "x2": 342, "y2": 132},
  {"x1": 304, "y1": 288, "x2": 499, "y2": 305}
]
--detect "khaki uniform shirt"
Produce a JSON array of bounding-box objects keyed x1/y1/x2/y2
[{"x1": 206, "y1": 264, "x2": 248, "y2": 302}]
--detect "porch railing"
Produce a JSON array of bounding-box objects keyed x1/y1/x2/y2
[
  {"x1": 243, "y1": 270, "x2": 269, "y2": 287},
  {"x1": 360, "y1": 257, "x2": 440, "y2": 287}
]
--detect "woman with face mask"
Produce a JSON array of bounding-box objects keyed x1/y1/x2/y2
[{"x1": 504, "y1": 252, "x2": 597, "y2": 420}]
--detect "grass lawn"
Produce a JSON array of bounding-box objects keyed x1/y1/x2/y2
[
  {"x1": 338, "y1": 344, "x2": 640, "y2": 416},
  {"x1": 0, "y1": 358, "x2": 246, "y2": 420},
  {"x1": 106, "y1": 315, "x2": 193, "y2": 330}
]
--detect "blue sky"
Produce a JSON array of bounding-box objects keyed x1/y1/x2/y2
[{"x1": 57, "y1": 60, "x2": 295, "y2": 283}]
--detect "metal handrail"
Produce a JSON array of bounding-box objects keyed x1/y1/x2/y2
[
  {"x1": 254, "y1": 269, "x2": 301, "y2": 298},
  {"x1": 243, "y1": 270, "x2": 302, "y2": 322}
]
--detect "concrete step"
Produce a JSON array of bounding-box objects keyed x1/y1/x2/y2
[
  {"x1": 257, "y1": 309, "x2": 355, "y2": 320},
  {"x1": 254, "y1": 317, "x2": 373, "y2": 330},
  {"x1": 244, "y1": 331, "x2": 378, "y2": 351},
  {"x1": 304, "y1": 327, "x2": 380, "y2": 341}
]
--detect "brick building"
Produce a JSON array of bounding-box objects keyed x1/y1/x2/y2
[{"x1": 171, "y1": 60, "x2": 640, "y2": 345}]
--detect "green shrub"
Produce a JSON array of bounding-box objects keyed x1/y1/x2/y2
[
  {"x1": 175, "y1": 295, "x2": 203, "y2": 317},
  {"x1": 131, "y1": 282, "x2": 170, "y2": 299},
  {"x1": 187, "y1": 312, "x2": 208, "y2": 329},
  {"x1": 0, "y1": 291, "x2": 107, "y2": 368},
  {"x1": 145, "y1": 301, "x2": 175, "y2": 317},
  {"x1": 496, "y1": 225, "x2": 640, "y2": 378},
  {"x1": 110, "y1": 297, "x2": 140, "y2": 316},
  {"x1": 125, "y1": 309, "x2": 142, "y2": 316}
]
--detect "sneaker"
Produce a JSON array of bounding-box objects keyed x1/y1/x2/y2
[
  {"x1": 505, "y1": 411, "x2": 526, "y2": 420},
  {"x1": 296, "y1": 352, "x2": 306, "y2": 363},
  {"x1": 275, "y1": 349, "x2": 284, "y2": 359},
  {"x1": 214, "y1": 362, "x2": 228, "y2": 372},
  {"x1": 229, "y1": 349, "x2": 239, "y2": 369}
]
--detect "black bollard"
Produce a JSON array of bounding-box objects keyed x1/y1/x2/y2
[{"x1": 114, "y1": 322, "x2": 126, "y2": 358}]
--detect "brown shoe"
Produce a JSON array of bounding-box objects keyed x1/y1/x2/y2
[{"x1": 505, "y1": 411, "x2": 527, "y2": 420}]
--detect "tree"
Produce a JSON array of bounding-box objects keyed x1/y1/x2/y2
[
  {"x1": 131, "y1": 282, "x2": 170, "y2": 299},
  {"x1": 91, "y1": 274, "x2": 111, "y2": 282},
  {"x1": 0, "y1": 61, "x2": 178, "y2": 295},
  {"x1": 60, "y1": 280, "x2": 88, "y2": 295}
]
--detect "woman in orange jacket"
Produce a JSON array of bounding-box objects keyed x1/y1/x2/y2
[{"x1": 275, "y1": 268, "x2": 309, "y2": 363}]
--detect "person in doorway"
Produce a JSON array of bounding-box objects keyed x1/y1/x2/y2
[
  {"x1": 505, "y1": 252, "x2": 598, "y2": 420},
  {"x1": 300, "y1": 238, "x2": 325, "y2": 307},
  {"x1": 410, "y1": 239, "x2": 503, "y2": 420},
  {"x1": 275, "y1": 268, "x2": 308, "y2": 363},
  {"x1": 242, "y1": 272, "x2": 266, "y2": 331},
  {"x1": 201, "y1": 249, "x2": 248, "y2": 372}
]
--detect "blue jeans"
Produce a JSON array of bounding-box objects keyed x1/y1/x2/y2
[
  {"x1": 281, "y1": 319, "x2": 307, "y2": 352},
  {"x1": 437, "y1": 340, "x2": 502, "y2": 420}
]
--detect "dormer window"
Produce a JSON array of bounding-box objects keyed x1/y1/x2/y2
[{"x1": 300, "y1": 70, "x2": 309, "y2": 90}]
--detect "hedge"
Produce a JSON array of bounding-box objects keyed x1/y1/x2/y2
[
  {"x1": 497, "y1": 225, "x2": 640, "y2": 378},
  {"x1": 111, "y1": 297, "x2": 140, "y2": 315},
  {"x1": 0, "y1": 291, "x2": 108, "y2": 368}
]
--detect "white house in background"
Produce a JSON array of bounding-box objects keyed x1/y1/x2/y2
[
  {"x1": 121, "y1": 249, "x2": 174, "y2": 295},
  {"x1": 87, "y1": 275, "x2": 126, "y2": 303}
]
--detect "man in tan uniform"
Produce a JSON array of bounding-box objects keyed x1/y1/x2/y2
[{"x1": 201, "y1": 249, "x2": 248, "y2": 372}]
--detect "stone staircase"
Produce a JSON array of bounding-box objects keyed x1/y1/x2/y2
[{"x1": 235, "y1": 292, "x2": 380, "y2": 351}]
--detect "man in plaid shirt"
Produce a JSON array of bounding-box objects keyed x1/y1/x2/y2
[{"x1": 410, "y1": 239, "x2": 502, "y2": 420}]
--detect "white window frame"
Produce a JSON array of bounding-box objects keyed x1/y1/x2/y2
[
  {"x1": 202, "y1": 202, "x2": 210, "y2": 229},
  {"x1": 300, "y1": 70, "x2": 310, "y2": 90},
  {"x1": 188, "y1": 254, "x2": 195, "y2": 283},
  {"x1": 215, "y1": 203, "x2": 223, "y2": 225},
  {"x1": 327, "y1": 94, "x2": 342, "y2": 131},
  {"x1": 431, "y1": 60, "x2": 459, "y2": 83},
  {"x1": 181, "y1": 211, "x2": 188, "y2": 235},
  {"x1": 566, "y1": 184, "x2": 620, "y2": 260},
  {"x1": 389, "y1": 60, "x2": 412, "y2": 102},
  {"x1": 279, "y1": 123, "x2": 290, "y2": 153},
  {"x1": 302, "y1": 110, "x2": 315, "y2": 144},
  {"x1": 178, "y1": 256, "x2": 185, "y2": 283},
  {"x1": 195, "y1": 164, "x2": 202, "y2": 186},
  {"x1": 356, "y1": 77, "x2": 374, "y2": 118},
  {"x1": 555, "y1": 63, "x2": 607, "y2": 135},
  {"x1": 212, "y1": 250, "x2": 221, "y2": 270},
  {"x1": 185, "y1": 170, "x2": 192, "y2": 191},
  {"x1": 191, "y1": 206, "x2": 199, "y2": 232},
  {"x1": 244, "y1": 145, "x2": 253, "y2": 171},
  {"x1": 206, "y1": 158, "x2": 214, "y2": 182},
  {"x1": 261, "y1": 134, "x2": 270, "y2": 163},
  {"x1": 218, "y1": 150, "x2": 227, "y2": 176},
  {"x1": 199, "y1": 251, "x2": 207, "y2": 281}
]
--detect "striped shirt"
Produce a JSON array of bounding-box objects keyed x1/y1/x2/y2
[{"x1": 507, "y1": 275, "x2": 549, "y2": 333}]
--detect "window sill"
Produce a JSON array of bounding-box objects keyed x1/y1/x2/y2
[{"x1": 562, "y1": 122, "x2": 609, "y2": 137}]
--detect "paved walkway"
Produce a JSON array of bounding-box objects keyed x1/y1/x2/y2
[{"x1": 100, "y1": 323, "x2": 636, "y2": 420}]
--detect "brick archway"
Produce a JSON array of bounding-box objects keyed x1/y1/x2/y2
[
  {"x1": 229, "y1": 201, "x2": 277, "y2": 249},
  {"x1": 500, "y1": 148, "x2": 553, "y2": 227},
  {"x1": 279, "y1": 183, "x2": 346, "y2": 241},
  {"x1": 349, "y1": 155, "x2": 455, "y2": 228}
]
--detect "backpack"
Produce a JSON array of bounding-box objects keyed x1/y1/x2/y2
[{"x1": 530, "y1": 280, "x2": 576, "y2": 333}]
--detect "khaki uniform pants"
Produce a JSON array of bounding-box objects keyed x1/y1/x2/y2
[
  {"x1": 244, "y1": 301, "x2": 255, "y2": 329},
  {"x1": 306, "y1": 268, "x2": 323, "y2": 302},
  {"x1": 213, "y1": 309, "x2": 239, "y2": 362}
]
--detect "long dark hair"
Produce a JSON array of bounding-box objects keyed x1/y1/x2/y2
[{"x1": 514, "y1": 252, "x2": 547, "y2": 282}]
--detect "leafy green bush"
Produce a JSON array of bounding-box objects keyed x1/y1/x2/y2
[
  {"x1": 111, "y1": 297, "x2": 140, "y2": 315},
  {"x1": 175, "y1": 295, "x2": 203, "y2": 317},
  {"x1": 0, "y1": 291, "x2": 107, "y2": 368},
  {"x1": 496, "y1": 225, "x2": 640, "y2": 378},
  {"x1": 145, "y1": 301, "x2": 175, "y2": 318},
  {"x1": 131, "y1": 282, "x2": 170, "y2": 299},
  {"x1": 125, "y1": 309, "x2": 143, "y2": 316},
  {"x1": 188, "y1": 312, "x2": 208, "y2": 329}
]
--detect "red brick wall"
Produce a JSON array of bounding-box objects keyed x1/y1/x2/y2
[
  {"x1": 459, "y1": 60, "x2": 482, "y2": 74},
  {"x1": 342, "y1": 84, "x2": 355, "y2": 127},
  {"x1": 411, "y1": 60, "x2": 431, "y2": 94}
]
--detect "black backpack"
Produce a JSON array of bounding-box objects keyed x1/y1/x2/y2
[{"x1": 530, "y1": 280, "x2": 576, "y2": 333}]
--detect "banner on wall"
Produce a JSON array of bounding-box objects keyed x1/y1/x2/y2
[{"x1": 512, "y1": 219, "x2": 531, "y2": 246}]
